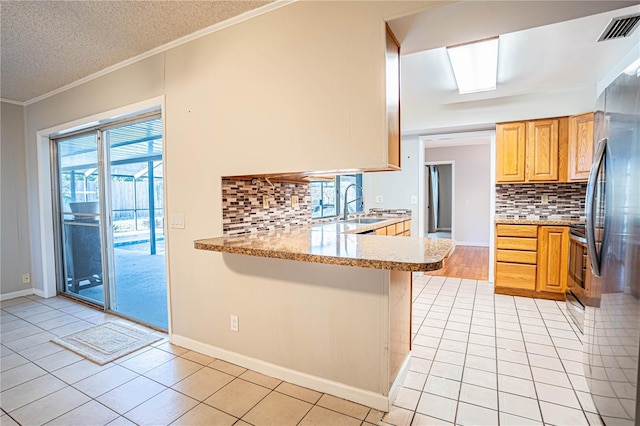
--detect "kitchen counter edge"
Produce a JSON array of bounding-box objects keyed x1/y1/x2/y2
[{"x1": 194, "y1": 218, "x2": 453, "y2": 272}]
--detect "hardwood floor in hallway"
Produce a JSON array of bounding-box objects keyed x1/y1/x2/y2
[{"x1": 424, "y1": 245, "x2": 489, "y2": 280}]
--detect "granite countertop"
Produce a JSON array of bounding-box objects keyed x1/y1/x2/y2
[
  {"x1": 495, "y1": 218, "x2": 584, "y2": 226},
  {"x1": 194, "y1": 217, "x2": 454, "y2": 272}
]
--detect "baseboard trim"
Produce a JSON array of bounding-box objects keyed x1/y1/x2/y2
[
  {"x1": 33, "y1": 288, "x2": 48, "y2": 298},
  {"x1": 170, "y1": 334, "x2": 389, "y2": 411},
  {"x1": 455, "y1": 241, "x2": 490, "y2": 247},
  {"x1": 0, "y1": 288, "x2": 34, "y2": 301},
  {"x1": 388, "y1": 353, "x2": 411, "y2": 409}
]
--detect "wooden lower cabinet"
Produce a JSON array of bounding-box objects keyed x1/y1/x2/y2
[
  {"x1": 537, "y1": 226, "x2": 569, "y2": 293},
  {"x1": 374, "y1": 219, "x2": 411, "y2": 236},
  {"x1": 495, "y1": 224, "x2": 569, "y2": 300},
  {"x1": 496, "y1": 263, "x2": 536, "y2": 290},
  {"x1": 496, "y1": 249, "x2": 537, "y2": 264}
]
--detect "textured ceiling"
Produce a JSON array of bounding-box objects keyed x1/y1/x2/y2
[{"x1": 0, "y1": 0, "x2": 273, "y2": 103}]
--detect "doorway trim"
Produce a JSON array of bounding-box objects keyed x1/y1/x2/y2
[
  {"x1": 34, "y1": 97, "x2": 169, "y2": 325},
  {"x1": 418, "y1": 129, "x2": 496, "y2": 283},
  {"x1": 424, "y1": 161, "x2": 455, "y2": 241}
]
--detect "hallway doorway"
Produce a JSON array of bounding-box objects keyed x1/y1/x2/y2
[{"x1": 425, "y1": 162, "x2": 453, "y2": 239}]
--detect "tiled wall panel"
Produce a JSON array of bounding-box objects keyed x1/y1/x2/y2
[
  {"x1": 222, "y1": 178, "x2": 311, "y2": 235},
  {"x1": 495, "y1": 182, "x2": 587, "y2": 221}
]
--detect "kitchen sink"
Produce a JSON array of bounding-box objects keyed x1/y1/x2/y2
[{"x1": 343, "y1": 217, "x2": 387, "y2": 224}]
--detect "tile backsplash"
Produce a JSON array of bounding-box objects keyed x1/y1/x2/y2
[
  {"x1": 368, "y1": 208, "x2": 412, "y2": 217},
  {"x1": 221, "y1": 178, "x2": 414, "y2": 235},
  {"x1": 495, "y1": 182, "x2": 587, "y2": 221},
  {"x1": 222, "y1": 178, "x2": 311, "y2": 235}
]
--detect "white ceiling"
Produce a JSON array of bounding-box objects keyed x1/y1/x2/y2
[
  {"x1": 0, "y1": 0, "x2": 274, "y2": 104},
  {"x1": 389, "y1": 1, "x2": 640, "y2": 136},
  {"x1": 1, "y1": 0, "x2": 638, "y2": 114}
]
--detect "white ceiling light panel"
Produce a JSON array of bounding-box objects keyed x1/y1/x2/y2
[{"x1": 446, "y1": 36, "x2": 499, "y2": 94}]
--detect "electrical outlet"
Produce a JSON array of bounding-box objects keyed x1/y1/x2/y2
[
  {"x1": 291, "y1": 196, "x2": 299, "y2": 208},
  {"x1": 230, "y1": 314, "x2": 239, "y2": 332},
  {"x1": 541, "y1": 194, "x2": 549, "y2": 204},
  {"x1": 22, "y1": 273, "x2": 30, "y2": 284},
  {"x1": 262, "y1": 195, "x2": 269, "y2": 209},
  {"x1": 375, "y1": 195, "x2": 383, "y2": 204}
]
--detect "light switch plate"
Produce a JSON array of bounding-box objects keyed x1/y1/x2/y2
[
  {"x1": 411, "y1": 195, "x2": 418, "y2": 205},
  {"x1": 291, "y1": 196, "x2": 299, "y2": 208},
  {"x1": 169, "y1": 213, "x2": 185, "y2": 229},
  {"x1": 375, "y1": 195, "x2": 383, "y2": 204},
  {"x1": 541, "y1": 194, "x2": 549, "y2": 204},
  {"x1": 263, "y1": 195, "x2": 269, "y2": 209}
]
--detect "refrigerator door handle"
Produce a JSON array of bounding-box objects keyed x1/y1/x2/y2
[{"x1": 586, "y1": 137, "x2": 607, "y2": 277}]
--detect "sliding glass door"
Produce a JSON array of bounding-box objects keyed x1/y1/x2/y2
[
  {"x1": 52, "y1": 113, "x2": 167, "y2": 329},
  {"x1": 105, "y1": 118, "x2": 166, "y2": 328},
  {"x1": 56, "y1": 132, "x2": 105, "y2": 305}
]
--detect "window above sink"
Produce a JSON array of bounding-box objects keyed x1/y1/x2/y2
[{"x1": 311, "y1": 174, "x2": 363, "y2": 219}]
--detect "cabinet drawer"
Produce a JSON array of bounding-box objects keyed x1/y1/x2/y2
[
  {"x1": 375, "y1": 227, "x2": 387, "y2": 236},
  {"x1": 497, "y1": 249, "x2": 537, "y2": 264},
  {"x1": 386, "y1": 225, "x2": 396, "y2": 235},
  {"x1": 395, "y1": 222, "x2": 405, "y2": 234},
  {"x1": 497, "y1": 237, "x2": 537, "y2": 251},
  {"x1": 496, "y1": 224, "x2": 538, "y2": 237},
  {"x1": 496, "y1": 263, "x2": 537, "y2": 290}
]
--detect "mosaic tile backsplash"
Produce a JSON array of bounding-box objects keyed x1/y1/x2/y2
[
  {"x1": 369, "y1": 208, "x2": 413, "y2": 217},
  {"x1": 495, "y1": 182, "x2": 587, "y2": 221},
  {"x1": 222, "y1": 178, "x2": 311, "y2": 235},
  {"x1": 221, "y1": 178, "x2": 414, "y2": 235}
]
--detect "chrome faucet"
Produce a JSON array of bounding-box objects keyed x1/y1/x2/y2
[{"x1": 342, "y1": 183, "x2": 364, "y2": 220}]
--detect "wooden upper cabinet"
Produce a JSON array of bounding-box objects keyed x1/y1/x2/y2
[
  {"x1": 496, "y1": 117, "x2": 568, "y2": 183},
  {"x1": 496, "y1": 122, "x2": 526, "y2": 182},
  {"x1": 537, "y1": 226, "x2": 569, "y2": 294},
  {"x1": 527, "y1": 119, "x2": 559, "y2": 181},
  {"x1": 568, "y1": 112, "x2": 594, "y2": 181},
  {"x1": 385, "y1": 24, "x2": 401, "y2": 170}
]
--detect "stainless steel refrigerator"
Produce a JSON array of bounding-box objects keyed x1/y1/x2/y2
[{"x1": 584, "y1": 58, "x2": 640, "y2": 425}]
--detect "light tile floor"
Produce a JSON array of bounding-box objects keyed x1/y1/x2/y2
[{"x1": 0, "y1": 275, "x2": 603, "y2": 425}]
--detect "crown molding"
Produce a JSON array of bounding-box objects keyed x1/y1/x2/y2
[
  {"x1": 24, "y1": 0, "x2": 294, "y2": 106},
  {"x1": 1, "y1": 98, "x2": 26, "y2": 106}
]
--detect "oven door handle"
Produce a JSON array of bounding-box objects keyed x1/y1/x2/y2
[
  {"x1": 585, "y1": 137, "x2": 607, "y2": 278},
  {"x1": 570, "y1": 233, "x2": 587, "y2": 245}
]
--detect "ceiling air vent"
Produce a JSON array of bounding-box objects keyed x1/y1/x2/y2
[{"x1": 597, "y1": 14, "x2": 640, "y2": 42}]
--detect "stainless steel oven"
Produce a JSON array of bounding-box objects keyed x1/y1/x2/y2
[{"x1": 566, "y1": 224, "x2": 591, "y2": 334}]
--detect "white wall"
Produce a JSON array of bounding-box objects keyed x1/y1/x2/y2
[
  {"x1": 424, "y1": 144, "x2": 491, "y2": 246},
  {"x1": 1, "y1": 102, "x2": 32, "y2": 298},
  {"x1": 363, "y1": 136, "x2": 422, "y2": 236},
  {"x1": 402, "y1": 85, "x2": 596, "y2": 135},
  {"x1": 21, "y1": 0, "x2": 436, "y2": 404},
  {"x1": 365, "y1": 138, "x2": 491, "y2": 245}
]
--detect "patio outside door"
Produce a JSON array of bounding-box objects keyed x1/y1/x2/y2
[
  {"x1": 56, "y1": 133, "x2": 105, "y2": 305},
  {"x1": 53, "y1": 113, "x2": 168, "y2": 330}
]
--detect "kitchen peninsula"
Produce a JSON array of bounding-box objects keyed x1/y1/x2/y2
[{"x1": 194, "y1": 219, "x2": 453, "y2": 411}]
